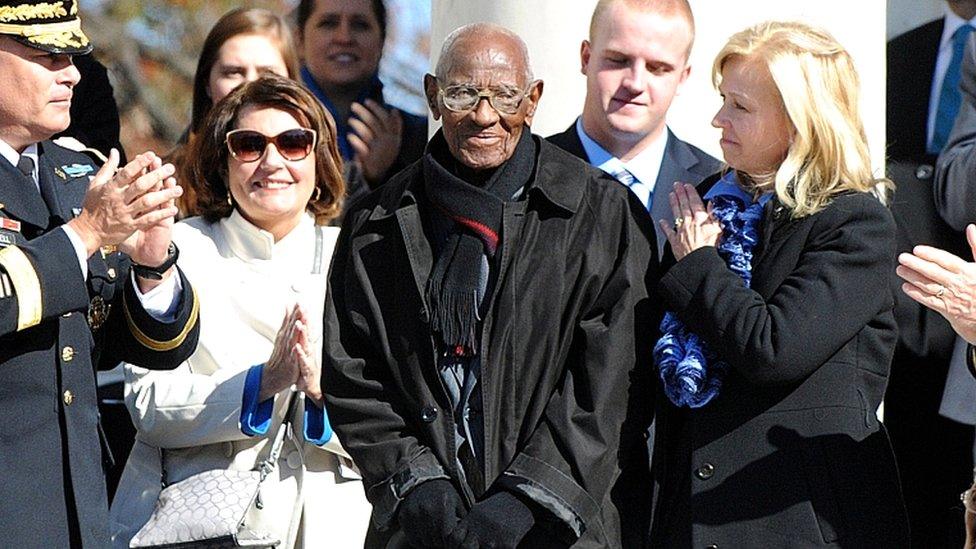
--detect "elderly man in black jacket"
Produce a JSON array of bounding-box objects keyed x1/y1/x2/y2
[{"x1": 323, "y1": 22, "x2": 657, "y2": 549}]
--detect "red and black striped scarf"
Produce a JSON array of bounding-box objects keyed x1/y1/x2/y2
[{"x1": 422, "y1": 129, "x2": 537, "y2": 356}]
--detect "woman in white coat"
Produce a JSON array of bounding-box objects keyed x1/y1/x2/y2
[{"x1": 110, "y1": 75, "x2": 371, "y2": 548}]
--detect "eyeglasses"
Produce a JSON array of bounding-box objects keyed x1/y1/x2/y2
[
  {"x1": 225, "y1": 128, "x2": 318, "y2": 163},
  {"x1": 437, "y1": 81, "x2": 536, "y2": 115}
]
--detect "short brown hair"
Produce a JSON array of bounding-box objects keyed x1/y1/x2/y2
[
  {"x1": 190, "y1": 8, "x2": 300, "y2": 135},
  {"x1": 189, "y1": 74, "x2": 344, "y2": 225}
]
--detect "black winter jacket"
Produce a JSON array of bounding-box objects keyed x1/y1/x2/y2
[{"x1": 323, "y1": 136, "x2": 659, "y2": 547}]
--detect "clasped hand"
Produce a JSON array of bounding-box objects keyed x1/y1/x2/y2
[
  {"x1": 260, "y1": 304, "x2": 322, "y2": 403},
  {"x1": 661, "y1": 182, "x2": 722, "y2": 261}
]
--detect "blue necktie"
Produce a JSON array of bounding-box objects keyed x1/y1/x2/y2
[
  {"x1": 609, "y1": 166, "x2": 652, "y2": 211},
  {"x1": 931, "y1": 24, "x2": 975, "y2": 154}
]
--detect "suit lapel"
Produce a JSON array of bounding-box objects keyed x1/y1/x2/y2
[
  {"x1": 552, "y1": 124, "x2": 588, "y2": 161},
  {"x1": 651, "y1": 133, "x2": 704, "y2": 255},
  {"x1": 37, "y1": 148, "x2": 66, "y2": 222},
  {"x1": 0, "y1": 153, "x2": 50, "y2": 229}
]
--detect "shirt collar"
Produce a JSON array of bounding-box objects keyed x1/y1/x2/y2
[
  {"x1": 0, "y1": 139, "x2": 37, "y2": 171},
  {"x1": 941, "y1": 7, "x2": 976, "y2": 52},
  {"x1": 575, "y1": 116, "x2": 668, "y2": 186},
  {"x1": 703, "y1": 170, "x2": 774, "y2": 207}
]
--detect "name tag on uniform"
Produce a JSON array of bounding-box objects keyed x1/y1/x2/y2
[{"x1": 0, "y1": 218, "x2": 21, "y2": 248}]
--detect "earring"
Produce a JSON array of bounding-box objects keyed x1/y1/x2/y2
[
  {"x1": 311, "y1": 186, "x2": 322, "y2": 202},
  {"x1": 226, "y1": 192, "x2": 233, "y2": 207}
]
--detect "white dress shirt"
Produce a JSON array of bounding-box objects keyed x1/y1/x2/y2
[{"x1": 575, "y1": 117, "x2": 668, "y2": 211}]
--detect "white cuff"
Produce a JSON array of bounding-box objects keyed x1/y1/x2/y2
[
  {"x1": 60, "y1": 224, "x2": 89, "y2": 280},
  {"x1": 130, "y1": 269, "x2": 183, "y2": 321}
]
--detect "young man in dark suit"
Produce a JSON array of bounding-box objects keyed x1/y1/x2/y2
[
  {"x1": 548, "y1": 0, "x2": 719, "y2": 258},
  {"x1": 886, "y1": 1, "x2": 976, "y2": 546}
]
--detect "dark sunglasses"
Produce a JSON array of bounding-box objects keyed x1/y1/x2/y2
[{"x1": 225, "y1": 128, "x2": 318, "y2": 163}]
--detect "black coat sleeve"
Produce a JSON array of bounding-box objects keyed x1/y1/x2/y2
[
  {"x1": 96, "y1": 254, "x2": 200, "y2": 370},
  {"x1": 659, "y1": 193, "x2": 895, "y2": 386}
]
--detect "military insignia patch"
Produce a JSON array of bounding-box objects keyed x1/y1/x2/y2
[
  {"x1": 0, "y1": 218, "x2": 20, "y2": 232},
  {"x1": 87, "y1": 295, "x2": 110, "y2": 330},
  {"x1": 59, "y1": 163, "x2": 94, "y2": 179}
]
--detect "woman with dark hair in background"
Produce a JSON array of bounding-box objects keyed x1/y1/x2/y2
[
  {"x1": 296, "y1": 0, "x2": 426, "y2": 201},
  {"x1": 174, "y1": 7, "x2": 301, "y2": 217},
  {"x1": 109, "y1": 75, "x2": 370, "y2": 548}
]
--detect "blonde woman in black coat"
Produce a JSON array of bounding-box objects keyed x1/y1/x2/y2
[{"x1": 649, "y1": 21, "x2": 910, "y2": 548}]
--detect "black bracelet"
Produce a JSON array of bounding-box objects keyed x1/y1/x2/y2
[{"x1": 132, "y1": 242, "x2": 179, "y2": 280}]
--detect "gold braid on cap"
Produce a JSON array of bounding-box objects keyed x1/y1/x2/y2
[
  {"x1": 0, "y1": 18, "x2": 88, "y2": 49},
  {"x1": 0, "y1": 2, "x2": 67, "y2": 23}
]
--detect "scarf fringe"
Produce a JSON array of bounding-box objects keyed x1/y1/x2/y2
[{"x1": 428, "y1": 285, "x2": 481, "y2": 355}]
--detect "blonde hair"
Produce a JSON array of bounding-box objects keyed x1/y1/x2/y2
[{"x1": 712, "y1": 21, "x2": 887, "y2": 217}]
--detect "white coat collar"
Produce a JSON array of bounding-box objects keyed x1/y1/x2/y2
[{"x1": 220, "y1": 209, "x2": 315, "y2": 263}]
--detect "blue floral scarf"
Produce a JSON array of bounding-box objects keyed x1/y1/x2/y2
[{"x1": 654, "y1": 172, "x2": 771, "y2": 408}]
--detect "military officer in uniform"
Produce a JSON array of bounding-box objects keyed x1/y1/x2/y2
[{"x1": 0, "y1": 1, "x2": 201, "y2": 547}]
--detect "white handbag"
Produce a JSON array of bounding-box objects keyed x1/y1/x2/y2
[{"x1": 129, "y1": 393, "x2": 298, "y2": 548}]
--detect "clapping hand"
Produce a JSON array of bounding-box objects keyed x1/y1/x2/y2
[
  {"x1": 348, "y1": 99, "x2": 403, "y2": 184},
  {"x1": 292, "y1": 306, "x2": 323, "y2": 403},
  {"x1": 68, "y1": 149, "x2": 181, "y2": 259},
  {"x1": 897, "y1": 224, "x2": 976, "y2": 344}
]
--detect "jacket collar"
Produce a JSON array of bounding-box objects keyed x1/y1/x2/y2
[
  {"x1": 0, "y1": 141, "x2": 52, "y2": 228},
  {"x1": 219, "y1": 209, "x2": 315, "y2": 262}
]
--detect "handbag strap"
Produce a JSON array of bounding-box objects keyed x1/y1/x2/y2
[
  {"x1": 313, "y1": 224, "x2": 324, "y2": 275},
  {"x1": 257, "y1": 390, "x2": 299, "y2": 481}
]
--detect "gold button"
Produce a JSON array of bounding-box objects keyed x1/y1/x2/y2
[
  {"x1": 107, "y1": 268, "x2": 116, "y2": 279},
  {"x1": 61, "y1": 346, "x2": 74, "y2": 362},
  {"x1": 63, "y1": 390, "x2": 74, "y2": 405}
]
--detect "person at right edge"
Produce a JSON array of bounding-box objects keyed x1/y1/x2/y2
[
  {"x1": 648, "y1": 21, "x2": 909, "y2": 547},
  {"x1": 322, "y1": 22, "x2": 657, "y2": 549},
  {"x1": 886, "y1": 2, "x2": 976, "y2": 545}
]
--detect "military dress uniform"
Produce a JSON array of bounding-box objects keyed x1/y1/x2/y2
[
  {"x1": 0, "y1": 1, "x2": 201, "y2": 546},
  {"x1": 0, "y1": 142, "x2": 201, "y2": 548}
]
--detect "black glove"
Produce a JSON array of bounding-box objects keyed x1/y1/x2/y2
[
  {"x1": 398, "y1": 479, "x2": 467, "y2": 548},
  {"x1": 446, "y1": 490, "x2": 536, "y2": 549}
]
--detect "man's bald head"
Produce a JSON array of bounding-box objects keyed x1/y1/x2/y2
[
  {"x1": 435, "y1": 23, "x2": 533, "y2": 86},
  {"x1": 589, "y1": 0, "x2": 695, "y2": 59},
  {"x1": 424, "y1": 23, "x2": 543, "y2": 172}
]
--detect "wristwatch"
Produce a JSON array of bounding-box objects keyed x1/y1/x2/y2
[{"x1": 132, "y1": 242, "x2": 179, "y2": 280}]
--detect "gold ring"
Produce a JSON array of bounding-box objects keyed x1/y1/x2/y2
[
  {"x1": 936, "y1": 285, "x2": 946, "y2": 298},
  {"x1": 674, "y1": 218, "x2": 685, "y2": 230}
]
